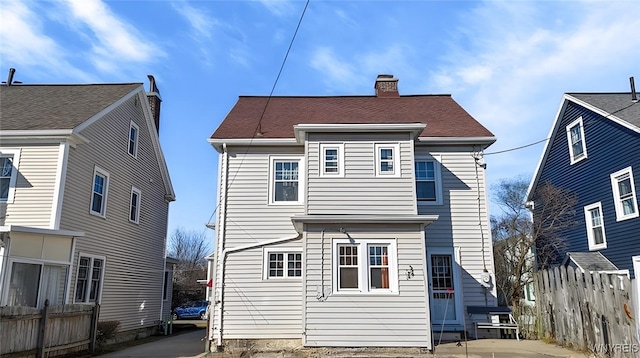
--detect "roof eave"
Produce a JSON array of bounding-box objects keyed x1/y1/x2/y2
[
  {"x1": 290, "y1": 214, "x2": 439, "y2": 234},
  {"x1": 293, "y1": 123, "x2": 427, "y2": 143},
  {"x1": 207, "y1": 138, "x2": 299, "y2": 153},
  {"x1": 0, "y1": 130, "x2": 90, "y2": 147},
  {"x1": 417, "y1": 136, "x2": 496, "y2": 146}
]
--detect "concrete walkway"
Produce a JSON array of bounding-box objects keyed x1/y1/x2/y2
[
  {"x1": 431, "y1": 339, "x2": 592, "y2": 358},
  {"x1": 99, "y1": 329, "x2": 207, "y2": 358}
]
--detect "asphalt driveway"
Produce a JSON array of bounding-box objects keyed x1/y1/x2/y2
[{"x1": 99, "y1": 328, "x2": 207, "y2": 358}]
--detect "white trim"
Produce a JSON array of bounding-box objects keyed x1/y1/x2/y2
[
  {"x1": 129, "y1": 186, "x2": 141, "y2": 224},
  {"x1": 268, "y1": 155, "x2": 305, "y2": 205},
  {"x1": 128, "y1": 121, "x2": 140, "y2": 159},
  {"x1": 74, "y1": 87, "x2": 141, "y2": 132},
  {"x1": 319, "y1": 143, "x2": 344, "y2": 177},
  {"x1": 290, "y1": 214, "x2": 439, "y2": 234},
  {"x1": 73, "y1": 253, "x2": 106, "y2": 304},
  {"x1": 610, "y1": 166, "x2": 639, "y2": 222},
  {"x1": 0, "y1": 148, "x2": 21, "y2": 203},
  {"x1": 417, "y1": 136, "x2": 496, "y2": 146},
  {"x1": 565, "y1": 94, "x2": 640, "y2": 134},
  {"x1": 584, "y1": 202, "x2": 607, "y2": 250},
  {"x1": 50, "y1": 142, "x2": 70, "y2": 229},
  {"x1": 89, "y1": 166, "x2": 110, "y2": 218},
  {"x1": 331, "y1": 237, "x2": 399, "y2": 295},
  {"x1": 0, "y1": 225, "x2": 84, "y2": 237},
  {"x1": 208, "y1": 138, "x2": 299, "y2": 153},
  {"x1": 262, "y1": 247, "x2": 303, "y2": 280},
  {"x1": 415, "y1": 155, "x2": 443, "y2": 205},
  {"x1": 566, "y1": 116, "x2": 587, "y2": 165},
  {"x1": 0, "y1": 132, "x2": 89, "y2": 147},
  {"x1": 374, "y1": 143, "x2": 400, "y2": 177},
  {"x1": 294, "y1": 123, "x2": 426, "y2": 143}
]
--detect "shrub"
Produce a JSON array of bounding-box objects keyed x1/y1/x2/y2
[{"x1": 96, "y1": 320, "x2": 120, "y2": 347}]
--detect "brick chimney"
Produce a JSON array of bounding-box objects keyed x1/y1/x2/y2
[
  {"x1": 147, "y1": 75, "x2": 162, "y2": 134},
  {"x1": 374, "y1": 74, "x2": 399, "y2": 97}
]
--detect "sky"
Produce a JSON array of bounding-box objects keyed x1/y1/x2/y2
[{"x1": 1, "y1": 0, "x2": 639, "y2": 248}]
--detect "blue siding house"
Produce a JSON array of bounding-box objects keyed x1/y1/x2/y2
[{"x1": 527, "y1": 90, "x2": 640, "y2": 278}]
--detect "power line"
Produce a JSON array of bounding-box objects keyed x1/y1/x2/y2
[
  {"x1": 484, "y1": 137, "x2": 549, "y2": 156},
  {"x1": 199, "y1": 0, "x2": 310, "y2": 239}
]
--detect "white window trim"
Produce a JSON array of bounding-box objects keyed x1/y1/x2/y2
[
  {"x1": 268, "y1": 156, "x2": 305, "y2": 205},
  {"x1": 128, "y1": 121, "x2": 139, "y2": 158},
  {"x1": 610, "y1": 166, "x2": 639, "y2": 222},
  {"x1": 0, "y1": 148, "x2": 21, "y2": 203},
  {"x1": 262, "y1": 247, "x2": 303, "y2": 280},
  {"x1": 129, "y1": 186, "x2": 141, "y2": 224},
  {"x1": 331, "y1": 238, "x2": 398, "y2": 295},
  {"x1": 584, "y1": 202, "x2": 607, "y2": 251},
  {"x1": 415, "y1": 155, "x2": 443, "y2": 205},
  {"x1": 1, "y1": 257, "x2": 72, "y2": 307},
  {"x1": 73, "y1": 253, "x2": 106, "y2": 304},
  {"x1": 319, "y1": 143, "x2": 345, "y2": 177},
  {"x1": 90, "y1": 166, "x2": 110, "y2": 218},
  {"x1": 374, "y1": 143, "x2": 400, "y2": 177},
  {"x1": 566, "y1": 117, "x2": 587, "y2": 165}
]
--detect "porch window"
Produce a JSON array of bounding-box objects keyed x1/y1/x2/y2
[
  {"x1": 75, "y1": 255, "x2": 105, "y2": 303},
  {"x1": 7, "y1": 262, "x2": 68, "y2": 307}
]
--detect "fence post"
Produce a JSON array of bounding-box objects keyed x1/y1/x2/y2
[
  {"x1": 37, "y1": 299, "x2": 50, "y2": 358},
  {"x1": 89, "y1": 301, "x2": 101, "y2": 353}
]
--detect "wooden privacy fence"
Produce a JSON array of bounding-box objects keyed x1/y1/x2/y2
[
  {"x1": 535, "y1": 266, "x2": 639, "y2": 357},
  {"x1": 0, "y1": 300, "x2": 99, "y2": 358}
]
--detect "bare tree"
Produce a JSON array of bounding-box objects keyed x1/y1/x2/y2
[
  {"x1": 491, "y1": 176, "x2": 577, "y2": 311},
  {"x1": 168, "y1": 228, "x2": 211, "y2": 307}
]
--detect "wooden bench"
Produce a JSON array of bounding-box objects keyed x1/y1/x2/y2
[{"x1": 467, "y1": 306, "x2": 520, "y2": 340}]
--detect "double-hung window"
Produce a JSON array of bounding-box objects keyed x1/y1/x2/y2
[
  {"x1": 415, "y1": 156, "x2": 442, "y2": 204},
  {"x1": 128, "y1": 121, "x2": 139, "y2": 158},
  {"x1": 566, "y1": 117, "x2": 587, "y2": 164},
  {"x1": 74, "y1": 254, "x2": 105, "y2": 303},
  {"x1": 320, "y1": 144, "x2": 344, "y2": 176},
  {"x1": 333, "y1": 238, "x2": 397, "y2": 294},
  {"x1": 0, "y1": 149, "x2": 20, "y2": 203},
  {"x1": 584, "y1": 202, "x2": 607, "y2": 250},
  {"x1": 375, "y1": 144, "x2": 400, "y2": 177},
  {"x1": 264, "y1": 249, "x2": 302, "y2": 279},
  {"x1": 129, "y1": 187, "x2": 141, "y2": 224},
  {"x1": 269, "y1": 156, "x2": 304, "y2": 204},
  {"x1": 610, "y1": 167, "x2": 638, "y2": 221},
  {"x1": 90, "y1": 166, "x2": 109, "y2": 217}
]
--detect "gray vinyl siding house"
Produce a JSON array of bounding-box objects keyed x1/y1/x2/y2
[
  {"x1": 0, "y1": 76, "x2": 175, "y2": 335},
  {"x1": 207, "y1": 75, "x2": 498, "y2": 350}
]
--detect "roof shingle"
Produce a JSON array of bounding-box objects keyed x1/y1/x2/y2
[
  {"x1": 0, "y1": 83, "x2": 141, "y2": 130},
  {"x1": 211, "y1": 95, "x2": 494, "y2": 139}
]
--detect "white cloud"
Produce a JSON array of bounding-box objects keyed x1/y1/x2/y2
[
  {"x1": 309, "y1": 47, "x2": 362, "y2": 91},
  {"x1": 0, "y1": 0, "x2": 90, "y2": 81},
  {"x1": 63, "y1": 0, "x2": 164, "y2": 72},
  {"x1": 258, "y1": 0, "x2": 295, "y2": 16},
  {"x1": 172, "y1": 2, "x2": 216, "y2": 39}
]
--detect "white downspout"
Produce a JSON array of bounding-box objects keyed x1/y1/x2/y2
[{"x1": 212, "y1": 143, "x2": 228, "y2": 350}]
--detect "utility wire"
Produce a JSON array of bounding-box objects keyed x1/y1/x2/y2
[{"x1": 199, "y1": 0, "x2": 310, "y2": 240}]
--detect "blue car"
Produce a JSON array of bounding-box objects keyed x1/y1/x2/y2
[{"x1": 172, "y1": 300, "x2": 208, "y2": 320}]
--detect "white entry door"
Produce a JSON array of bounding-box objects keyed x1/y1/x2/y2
[{"x1": 427, "y1": 248, "x2": 462, "y2": 325}]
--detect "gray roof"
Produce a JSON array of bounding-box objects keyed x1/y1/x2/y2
[
  {"x1": 568, "y1": 93, "x2": 640, "y2": 128},
  {"x1": 0, "y1": 83, "x2": 141, "y2": 130},
  {"x1": 562, "y1": 252, "x2": 619, "y2": 272}
]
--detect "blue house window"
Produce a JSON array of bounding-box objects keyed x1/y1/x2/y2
[
  {"x1": 566, "y1": 117, "x2": 587, "y2": 164},
  {"x1": 610, "y1": 167, "x2": 639, "y2": 221},
  {"x1": 584, "y1": 202, "x2": 607, "y2": 250}
]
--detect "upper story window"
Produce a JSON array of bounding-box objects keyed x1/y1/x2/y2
[
  {"x1": 263, "y1": 248, "x2": 302, "y2": 279},
  {"x1": 610, "y1": 167, "x2": 638, "y2": 221},
  {"x1": 415, "y1": 156, "x2": 443, "y2": 205},
  {"x1": 90, "y1": 166, "x2": 109, "y2": 217},
  {"x1": 333, "y1": 238, "x2": 398, "y2": 294},
  {"x1": 129, "y1": 186, "x2": 141, "y2": 224},
  {"x1": 269, "y1": 156, "x2": 304, "y2": 205},
  {"x1": 375, "y1": 143, "x2": 400, "y2": 177},
  {"x1": 74, "y1": 254, "x2": 105, "y2": 303},
  {"x1": 320, "y1": 143, "x2": 344, "y2": 177},
  {"x1": 566, "y1": 117, "x2": 587, "y2": 164},
  {"x1": 584, "y1": 202, "x2": 607, "y2": 250},
  {"x1": 128, "y1": 121, "x2": 139, "y2": 158},
  {"x1": 0, "y1": 149, "x2": 20, "y2": 203}
]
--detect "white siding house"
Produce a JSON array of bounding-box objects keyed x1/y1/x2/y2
[
  {"x1": 207, "y1": 75, "x2": 497, "y2": 350},
  {"x1": 0, "y1": 75, "x2": 175, "y2": 336}
]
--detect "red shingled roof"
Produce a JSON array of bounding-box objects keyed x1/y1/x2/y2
[{"x1": 211, "y1": 95, "x2": 494, "y2": 139}]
